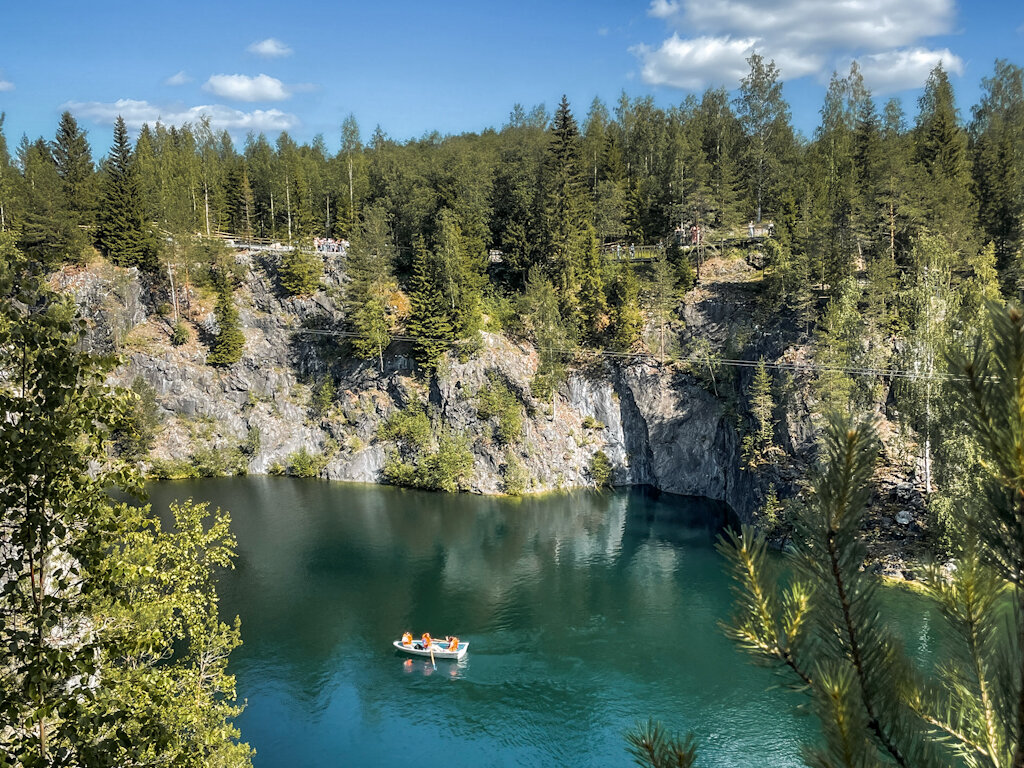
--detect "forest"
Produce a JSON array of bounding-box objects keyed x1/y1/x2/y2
[{"x1": 1, "y1": 55, "x2": 1023, "y2": 542}]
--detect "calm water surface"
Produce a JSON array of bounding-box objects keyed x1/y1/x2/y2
[{"x1": 146, "y1": 477, "x2": 938, "y2": 768}]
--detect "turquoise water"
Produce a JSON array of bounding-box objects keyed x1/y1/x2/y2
[{"x1": 145, "y1": 478, "x2": 936, "y2": 767}]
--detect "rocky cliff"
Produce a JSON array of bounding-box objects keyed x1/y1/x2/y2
[{"x1": 57, "y1": 250, "x2": 928, "y2": 547}]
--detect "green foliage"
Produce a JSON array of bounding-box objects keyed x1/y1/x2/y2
[
  {"x1": 206, "y1": 285, "x2": 245, "y2": 366},
  {"x1": 170, "y1": 320, "x2": 190, "y2": 346},
  {"x1": 521, "y1": 265, "x2": 574, "y2": 400},
  {"x1": 148, "y1": 456, "x2": 200, "y2": 480},
  {"x1": 115, "y1": 375, "x2": 163, "y2": 459},
  {"x1": 378, "y1": 403, "x2": 432, "y2": 450},
  {"x1": 589, "y1": 450, "x2": 613, "y2": 488},
  {"x1": 759, "y1": 483, "x2": 784, "y2": 534},
  {"x1": 0, "y1": 252, "x2": 249, "y2": 765},
  {"x1": 722, "y1": 307, "x2": 1024, "y2": 768},
  {"x1": 310, "y1": 375, "x2": 335, "y2": 419},
  {"x1": 383, "y1": 430, "x2": 474, "y2": 493},
  {"x1": 625, "y1": 719, "x2": 698, "y2": 768},
  {"x1": 92, "y1": 500, "x2": 253, "y2": 768},
  {"x1": 286, "y1": 446, "x2": 328, "y2": 478},
  {"x1": 345, "y1": 204, "x2": 397, "y2": 368},
  {"x1": 408, "y1": 236, "x2": 455, "y2": 373},
  {"x1": 476, "y1": 370, "x2": 523, "y2": 444},
  {"x1": 243, "y1": 425, "x2": 261, "y2": 456},
  {"x1": 741, "y1": 358, "x2": 779, "y2": 468},
  {"x1": 278, "y1": 247, "x2": 323, "y2": 296},
  {"x1": 96, "y1": 116, "x2": 157, "y2": 270},
  {"x1": 582, "y1": 415, "x2": 606, "y2": 430},
  {"x1": 502, "y1": 451, "x2": 528, "y2": 496}
]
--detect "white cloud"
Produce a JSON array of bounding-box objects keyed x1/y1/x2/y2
[
  {"x1": 854, "y1": 47, "x2": 965, "y2": 93},
  {"x1": 648, "y1": 0, "x2": 682, "y2": 19},
  {"x1": 203, "y1": 73, "x2": 290, "y2": 102},
  {"x1": 164, "y1": 70, "x2": 191, "y2": 86},
  {"x1": 633, "y1": 35, "x2": 758, "y2": 89},
  {"x1": 247, "y1": 38, "x2": 292, "y2": 58},
  {"x1": 638, "y1": 0, "x2": 959, "y2": 90},
  {"x1": 0, "y1": 78, "x2": 13, "y2": 92},
  {"x1": 63, "y1": 98, "x2": 299, "y2": 133}
]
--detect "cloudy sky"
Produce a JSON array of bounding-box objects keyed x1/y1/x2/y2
[{"x1": 1, "y1": 0, "x2": 1021, "y2": 152}]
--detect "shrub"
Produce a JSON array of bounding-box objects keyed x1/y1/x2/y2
[
  {"x1": 502, "y1": 451, "x2": 528, "y2": 496},
  {"x1": 581, "y1": 415, "x2": 605, "y2": 431},
  {"x1": 206, "y1": 288, "x2": 245, "y2": 366},
  {"x1": 477, "y1": 371, "x2": 522, "y2": 444},
  {"x1": 242, "y1": 425, "x2": 261, "y2": 456},
  {"x1": 170, "y1": 322, "x2": 190, "y2": 346},
  {"x1": 310, "y1": 376, "x2": 335, "y2": 419},
  {"x1": 378, "y1": 404, "x2": 431, "y2": 450},
  {"x1": 287, "y1": 447, "x2": 328, "y2": 478},
  {"x1": 589, "y1": 450, "x2": 613, "y2": 488},
  {"x1": 115, "y1": 376, "x2": 163, "y2": 459},
  {"x1": 147, "y1": 457, "x2": 198, "y2": 480},
  {"x1": 279, "y1": 248, "x2": 323, "y2": 296},
  {"x1": 382, "y1": 432, "x2": 475, "y2": 493},
  {"x1": 419, "y1": 433, "x2": 474, "y2": 492}
]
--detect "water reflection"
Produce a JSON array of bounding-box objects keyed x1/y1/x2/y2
[{"x1": 144, "y1": 478, "x2": 860, "y2": 768}]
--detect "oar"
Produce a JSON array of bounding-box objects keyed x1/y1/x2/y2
[{"x1": 429, "y1": 642, "x2": 436, "y2": 669}]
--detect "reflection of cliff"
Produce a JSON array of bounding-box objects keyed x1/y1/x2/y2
[{"x1": 149, "y1": 479, "x2": 732, "y2": 707}]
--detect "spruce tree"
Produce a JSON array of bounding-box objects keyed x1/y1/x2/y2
[
  {"x1": 345, "y1": 204, "x2": 397, "y2": 369},
  {"x1": 741, "y1": 357, "x2": 777, "y2": 468},
  {"x1": 607, "y1": 262, "x2": 643, "y2": 352},
  {"x1": 970, "y1": 60, "x2": 1024, "y2": 270},
  {"x1": 97, "y1": 116, "x2": 156, "y2": 270},
  {"x1": 278, "y1": 247, "x2": 322, "y2": 296},
  {"x1": 914, "y1": 64, "x2": 976, "y2": 253},
  {"x1": 206, "y1": 283, "x2": 245, "y2": 366},
  {"x1": 544, "y1": 96, "x2": 587, "y2": 305},
  {"x1": 17, "y1": 137, "x2": 86, "y2": 266},
  {"x1": 52, "y1": 110, "x2": 96, "y2": 227},
  {"x1": 407, "y1": 237, "x2": 454, "y2": 373}
]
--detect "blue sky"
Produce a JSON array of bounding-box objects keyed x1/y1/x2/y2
[{"x1": 1, "y1": 0, "x2": 1022, "y2": 154}]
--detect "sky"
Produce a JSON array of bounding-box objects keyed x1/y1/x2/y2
[{"x1": 1, "y1": 0, "x2": 1022, "y2": 154}]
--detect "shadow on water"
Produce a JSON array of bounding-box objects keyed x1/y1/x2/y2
[{"x1": 622, "y1": 485, "x2": 738, "y2": 547}]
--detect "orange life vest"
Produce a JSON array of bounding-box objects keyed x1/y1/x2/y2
[
  {"x1": 447, "y1": 636, "x2": 459, "y2": 652},
  {"x1": 401, "y1": 632, "x2": 412, "y2": 646},
  {"x1": 421, "y1": 633, "x2": 431, "y2": 647}
]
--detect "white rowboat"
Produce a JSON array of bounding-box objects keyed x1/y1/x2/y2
[{"x1": 393, "y1": 639, "x2": 468, "y2": 660}]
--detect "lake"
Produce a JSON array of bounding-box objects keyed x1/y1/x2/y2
[{"x1": 146, "y1": 477, "x2": 938, "y2": 767}]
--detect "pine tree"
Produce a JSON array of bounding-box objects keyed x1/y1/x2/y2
[
  {"x1": 97, "y1": 116, "x2": 156, "y2": 269},
  {"x1": 278, "y1": 247, "x2": 322, "y2": 296},
  {"x1": 206, "y1": 283, "x2": 245, "y2": 366},
  {"x1": 17, "y1": 137, "x2": 86, "y2": 266},
  {"x1": 741, "y1": 357, "x2": 777, "y2": 467},
  {"x1": 407, "y1": 237, "x2": 454, "y2": 373},
  {"x1": 914, "y1": 64, "x2": 976, "y2": 253},
  {"x1": 52, "y1": 110, "x2": 96, "y2": 227},
  {"x1": 543, "y1": 96, "x2": 587, "y2": 305},
  {"x1": 345, "y1": 204, "x2": 397, "y2": 369},
  {"x1": 608, "y1": 262, "x2": 643, "y2": 352},
  {"x1": 721, "y1": 303, "x2": 1024, "y2": 767}
]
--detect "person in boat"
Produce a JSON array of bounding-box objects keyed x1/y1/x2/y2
[
  {"x1": 401, "y1": 632, "x2": 412, "y2": 646},
  {"x1": 421, "y1": 632, "x2": 432, "y2": 650},
  {"x1": 447, "y1": 636, "x2": 459, "y2": 652}
]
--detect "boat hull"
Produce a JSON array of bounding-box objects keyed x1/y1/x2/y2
[{"x1": 393, "y1": 640, "x2": 468, "y2": 660}]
